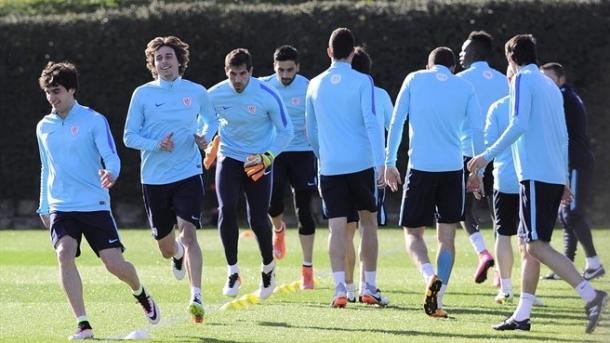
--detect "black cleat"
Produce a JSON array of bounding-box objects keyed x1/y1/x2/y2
[
  {"x1": 585, "y1": 290, "x2": 608, "y2": 334},
  {"x1": 493, "y1": 317, "x2": 531, "y2": 331},
  {"x1": 423, "y1": 275, "x2": 442, "y2": 316},
  {"x1": 134, "y1": 288, "x2": 161, "y2": 324},
  {"x1": 541, "y1": 272, "x2": 561, "y2": 280}
]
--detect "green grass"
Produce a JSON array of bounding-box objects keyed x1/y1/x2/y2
[{"x1": 0, "y1": 228, "x2": 608, "y2": 342}]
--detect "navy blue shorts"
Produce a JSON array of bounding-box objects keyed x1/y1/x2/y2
[
  {"x1": 493, "y1": 190, "x2": 519, "y2": 236},
  {"x1": 142, "y1": 174, "x2": 204, "y2": 240},
  {"x1": 399, "y1": 168, "x2": 464, "y2": 228},
  {"x1": 321, "y1": 200, "x2": 360, "y2": 223},
  {"x1": 269, "y1": 151, "x2": 317, "y2": 216},
  {"x1": 49, "y1": 211, "x2": 124, "y2": 257},
  {"x1": 518, "y1": 180, "x2": 564, "y2": 242},
  {"x1": 319, "y1": 168, "x2": 377, "y2": 219}
]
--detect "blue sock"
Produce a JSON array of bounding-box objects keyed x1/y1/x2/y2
[{"x1": 437, "y1": 249, "x2": 454, "y2": 284}]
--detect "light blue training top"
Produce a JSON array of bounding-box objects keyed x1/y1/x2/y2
[
  {"x1": 124, "y1": 77, "x2": 218, "y2": 185},
  {"x1": 305, "y1": 61, "x2": 384, "y2": 175},
  {"x1": 457, "y1": 61, "x2": 509, "y2": 157},
  {"x1": 37, "y1": 102, "x2": 120, "y2": 214},
  {"x1": 483, "y1": 64, "x2": 568, "y2": 185},
  {"x1": 485, "y1": 96, "x2": 519, "y2": 194},
  {"x1": 259, "y1": 74, "x2": 311, "y2": 152},
  {"x1": 386, "y1": 65, "x2": 484, "y2": 172},
  {"x1": 208, "y1": 77, "x2": 293, "y2": 162}
]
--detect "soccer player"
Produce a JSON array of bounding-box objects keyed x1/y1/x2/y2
[
  {"x1": 540, "y1": 62, "x2": 604, "y2": 281},
  {"x1": 457, "y1": 30, "x2": 509, "y2": 284},
  {"x1": 124, "y1": 36, "x2": 217, "y2": 323},
  {"x1": 208, "y1": 48, "x2": 293, "y2": 300},
  {"x1": 36, "y1": 61, "x2": 159, "y2": 340},
  {"x1": 468, "y1": 34, "x2": 607, "y2": 333},
  {"x1": 344, "y1": 46, "x2": 393, "y2": 302},
  {"x1": 485, "y1": 66, "x2": 518, "y2": 304},
  {"x1": 306, "y1": 28, "x2": 388, "y2": 308},
  {"x1": 259, "y1": 45, "x2": 317, "y2": 289},
  {"x1": 385, "y1": 47, "x2": 484, "y2": 318}
]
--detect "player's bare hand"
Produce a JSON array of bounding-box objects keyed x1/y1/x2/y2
[
  {"x1": 561, "y1": 184, "x2": 573, "y2": 205},
  {"x1": 99, "y1": 169, "x2": 116, "y2": 189},
  {"x1": 467, "y1": 173, "x2": 484, "y2": 199},
  {"x1": 159, "y1": 132, "x2": 175, "y2": 152},
  {"x1": 385, "y1": 166, "x2": 402, "y2": 192},
  {"x1": 467, "y1": 154, "x2": 489, "y2": 176},
  {"x1": 194, "y1": 133, "x2": 208, "y2": 150}
]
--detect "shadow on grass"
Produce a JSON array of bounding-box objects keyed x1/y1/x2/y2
[
  {"x1": 256, "y1": 321, "x2": 599, "y2": 342},
  {"x1": 149, "y1": 337, "x2": 256, "y2": 343}
]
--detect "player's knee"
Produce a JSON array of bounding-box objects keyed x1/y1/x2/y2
[
  {"x1": 298, "y1": 224, "x2": 315, "y2": 236},
  {"x1": 56, "y1": 246, "x2": 76, "y2": 265},
  {"x1": 101, "y1": 255, "x2": 125, "y2": 276}
]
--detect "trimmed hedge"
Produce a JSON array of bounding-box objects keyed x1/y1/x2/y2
[{"x1": 1, "y1": 0, "x2": 609, "y2": 224}]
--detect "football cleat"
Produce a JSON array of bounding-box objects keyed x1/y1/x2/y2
[
  {"x1": 583, "y1": 266, "x2": 605, "y2": 281},
  {"x1": 493, "y1": 317, "x2": 531, "y2": 331},
  {"x1": 430, "y1": 308, "x2": 448, "y2": 318},
  {"x1": 495, "y1": 291, "x2": 513, "y2": 305},
  {"x1": 257, "y1": 267, "x2": 276, "y2": 300},
  {"x1": 68, "y1": 321, "x2": 93, "y2": 341},
  {"x1": 301, "y1": 265, "x2": 314, "y2": 290},
  {"x1": 331, "y1": 283, "x2": 348, "y2": 308},
  {"x1": 189, "y1": 297, "x2": 204, "y2": 324},
  {"x1": 272, "y1": 222, "x2": 286, "y2": 260},
  {"x1": 585, "y1": 290, "x2": 608, "y2": 334},
  {"x1": 474, "y1": 251, "x2": 495, "y2": 284},
  {"x1": 223, "y1": 273, "x2": 241, "y2": 297},
  {"x1": 360, "y1": 284, "x2": 390, "y2": 306},
  {"x1": 541, "y1": 272, "x2": 561, "y2": 280},
  {"x1": 133, "y1": 288, "x2": 160, "y2": 324},
  {"x1": 423, "y1": 275, "x2": 442, "y2": 316}
]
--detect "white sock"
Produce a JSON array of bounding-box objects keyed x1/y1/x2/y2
[
  {"x1": 513, "y1": 293, "x2": 535, "y2": 321},
  {"x1": 500, "y1": 279, "x2": 513, "y2": 295},
  {"x1": 469, "y1": 232, "x2": 487, "y2": 254},
  {"x1": 228, "y1": 264, "x2": 239, "y2": 275},
  {"x1": 421, "y1": 263, "x2": 435, "y2": 283},
  {"x1": 191, "y1": 287, "x2": 201, "y2": 300},
  {"x1": 76, "y1": 315, "x2": 88, "y2": 324},
  {"x1": 586, "y1": 256, "x2": 601, "y2": 270},
  {"x1": 174, "y1": 240, "x2": 184, "y2": 259},
  {"x1": 303, "y1": 261, "x2": 312, "y2": 267},
  {"x1": 364, "y1": 271, "x2": 377, "y2": 289},
  {"x1": 262, "y1": 260, "x2": 275, "y2": 274},
  {"x1": 132, "y1": 285, "x2": 143, "y2": 296},
  {"x1": 346, "y1": 283, "x2": 355, "y2": 292},
  {"x1": 437, "y1": 284, "x2": 448, "y2": 309},
  {"x1": 575, "y1": 280, "x2": 597, "y2": 303},
  {"x1": 333, "y1": 271, "x2": 346, "y2": 288}
]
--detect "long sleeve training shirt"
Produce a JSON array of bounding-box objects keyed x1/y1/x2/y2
[
  {"x1": 305, "y1": 61, "x2": 384, "y2": 175},
  {"x1": 208, "y1": 77, "x2": 293, "y2": 162},
  {"x1": 124, "y1": 77, "x2": 218, "y2": 185},
  {"x1": 37, "y1": 102, "x2": 120, "y2": 213}
]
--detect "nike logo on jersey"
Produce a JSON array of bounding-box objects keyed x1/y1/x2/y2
[
  {"x1": 264, "y1": 170, "x2": 272, "y2": 176},
  {"x1": 221, "y1": 105, "x2": 232, "y2": 110},
  {"x1": 155, "y1": 103, "x2": 165, "y2": 107},
  {"x1": 108, "y1": 238, "x2": 119, "y2": 244},
  {"x1": 307, "y1": 181, "x2": 317, "y2": 186},
  {"x1": 191, "y1": 215, "x2": 200, "y2": 221}
]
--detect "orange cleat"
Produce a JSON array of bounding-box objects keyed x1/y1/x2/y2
[
  {"x1": 430, "y1": 308, "x2": 448, "y2": 318},
  {"x1": 273, "y1": 222, "x2": 286, "y2": 260},
  {"x1": 331, "y1": 294, "x2": 348, "y2": 308},
  {"x1": 301, "y1": 265, "x2": 314, "y2": 290}
]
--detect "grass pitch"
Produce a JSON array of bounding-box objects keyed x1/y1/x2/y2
[{"x1": 1, "y1": 227, "x2": 608, "y2": 342}]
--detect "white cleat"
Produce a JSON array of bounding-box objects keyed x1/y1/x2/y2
[
  {"x1": 223, "y1": 273, "x2": 241, "y2": 297},
  {"x1": 360, "y1": 284, "x2": 390, "y2": 306},
  {"x1": 257, "y1": 267, "x2": 276, "y2": 300},
  {"x1": 495, "y1": 291, "x2": 513, "y2": 304},
  {"x1": 68, "y1": 328, "x2": 93, "y2": 341}
]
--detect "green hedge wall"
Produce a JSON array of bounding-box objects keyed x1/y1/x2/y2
[{"x1": 2, "y1": 0, "x2": 609, "y2": 223}]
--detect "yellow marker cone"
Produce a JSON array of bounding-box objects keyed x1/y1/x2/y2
[{"x1": 247, "y1": 293, "x2": 261, "y2": 304}]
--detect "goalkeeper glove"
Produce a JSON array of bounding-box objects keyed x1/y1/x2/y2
[
  {"x1": 244, "y1": 151, "x2": 274, "y2": 181},
  {"x1": 203, "y1": 135, "x2": 220, "y2": 170}
]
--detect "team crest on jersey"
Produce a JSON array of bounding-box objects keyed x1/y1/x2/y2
[
  {"x1": 483, "y1": 71, "x2": 493, "y2": 80},
  {"x1": 183, "y1": 96, "x2": 192, "y2": 107},
  {"x1": 436, "y1": 73, "x2": 448, "y2": 81},
  {"x1": 247, "y1": 105, "x2": 257, "y2": 113},
  {"x1": 291, "y1": 97, "x2": 300, "y2": 105},
  {"x1": 330, "y1": 74, "x2": 342, "y2": 84},
  {"x1": 70, "y1": 126, "x2": 79, "y2": 137}
]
